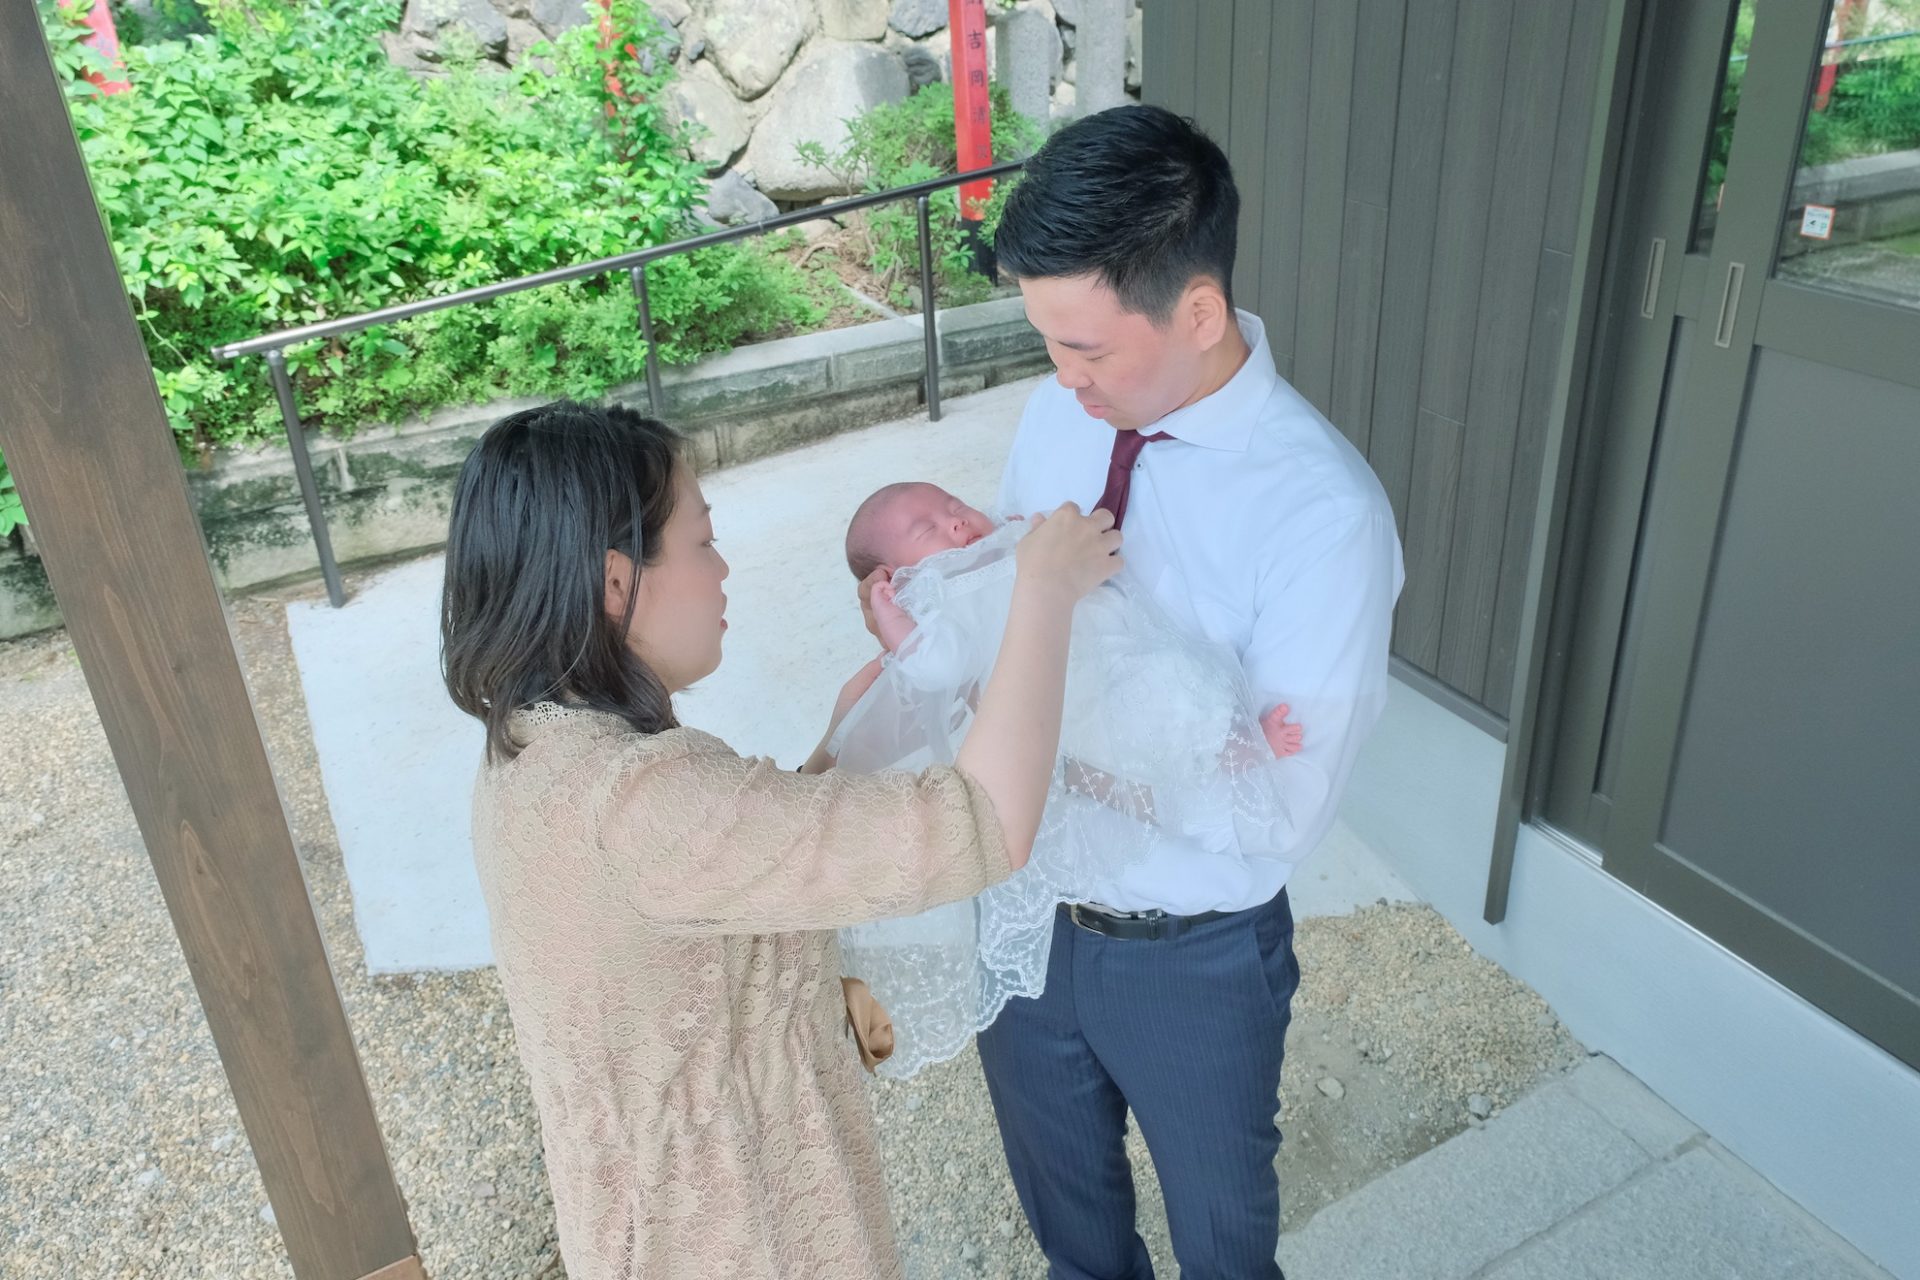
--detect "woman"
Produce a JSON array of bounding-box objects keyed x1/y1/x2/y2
[{"x1": 440, "y1": 400, "x2": 1120, "y2": 1278}]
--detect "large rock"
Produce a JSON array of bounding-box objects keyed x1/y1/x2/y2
[
  {"x1": 887, "y1": 0, "x2": 946, "y2": 38},
  {"x1": 744, "y1": 41, "x2": 910, "y2": 200},
  {"x1": 651, "y1": 0, "x2": 693, "y2": 23},
  {"x1": 670, "y1": 63, "x2": 753, "y2": 170},
  {"x1": 380, "y1": 28, "x2": 445, "y2": 77},
  {"x1": 1074, "y1": 0, "x2": 1128, "y2": 113},
  {"x1": 505, "y1": 15, "x2": 547, "y2": 63},
  {"x1": 527, "y1": 0, "x2": 590, "y2": 38},
  {"x1": 402, "y1": 0, "x2": 510, "y2": 60},
  {"x1": 1051, "y1": 79, "x2": 1075, "y2": 120},
  {"x1": 700, "y1": 0, "x2": 812, "y2": 99},
  {"x1": 900, "y1": 44, "x2": 942, "y2": 92},
  {"x1": 821, "y1": 0, "x2": 888, "y2": 40},
  {"x1": 702, "y1": 169, "x2": 779, "y2": 225},
  {"x1": 993, "y1": 1, "x2": 1061, "y2": 124},
  {"x1": 1126, "y1": 3, "x2": 1141, "y2": 91}
]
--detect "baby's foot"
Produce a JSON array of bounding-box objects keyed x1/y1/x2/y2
[{"x1": 1261, "y1": 703, "x2": 1303, "y2": 758}]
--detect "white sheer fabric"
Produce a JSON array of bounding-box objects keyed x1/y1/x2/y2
[{"x1": 834, "y1": 522, "x2": 1293, "y2": 1078}]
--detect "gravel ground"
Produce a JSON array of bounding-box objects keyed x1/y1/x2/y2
[{"x1": 0, "y1": 579, "x2": 1583, "y2": 1278}]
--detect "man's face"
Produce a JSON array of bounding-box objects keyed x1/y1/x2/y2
[{"x1": 1018, "y1": 273, "x2": 1207, "y2": 432}]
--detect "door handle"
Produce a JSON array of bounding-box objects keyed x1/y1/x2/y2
[
  {"x1": 1713, "y1": 261, "x2": 1745, "y2": 348},
  {"x1": 1640, "y1": 238, "x2": 1667, "y2": 318}
]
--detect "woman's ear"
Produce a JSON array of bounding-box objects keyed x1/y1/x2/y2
[{"x1": 604, "y1": 548, "x2": 636, "y2": 622}]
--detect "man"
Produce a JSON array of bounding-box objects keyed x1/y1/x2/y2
[{"x1": 966, "y1": 105, "x2": 1401, "y2": 1277}]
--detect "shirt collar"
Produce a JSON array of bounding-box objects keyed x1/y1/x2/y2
[{"x1": 1150, "y1": 309, "x2": 1277, "y2": 453}]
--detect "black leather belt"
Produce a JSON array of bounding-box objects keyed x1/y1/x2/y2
[{"x1": 1064, "y1": 902, "x2": 1236, "y2": 941}]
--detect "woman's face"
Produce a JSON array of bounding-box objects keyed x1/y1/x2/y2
[{"x1": 613, "y1": 465, "x2": 729, "y2": 693}]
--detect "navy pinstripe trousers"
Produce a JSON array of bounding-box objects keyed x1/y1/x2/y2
[{"x1": 977, "y1": 890, "x2": 1299, "y2": 1279}]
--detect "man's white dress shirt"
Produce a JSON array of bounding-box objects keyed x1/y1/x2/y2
[{"x1": 998, "y1": 310, "x2": 1405, "y2": 915}]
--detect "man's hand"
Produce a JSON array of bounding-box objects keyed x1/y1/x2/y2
[{"x1": 1261, "y1": 703, "x2": 1303, "y2": 759}]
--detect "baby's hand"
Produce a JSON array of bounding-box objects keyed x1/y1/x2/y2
[
  {"x1": 872, "y1": 576, "x2": 916, "y2": 653},
  {"x1": 1261, "y1": 703, "x2": 1303, "y2": 759},
  {"x1": 857, "y1": 565, "x2": 891, "y2": 641}
]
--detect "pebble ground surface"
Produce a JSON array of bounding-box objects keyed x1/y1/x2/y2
[{"x1": 0, "y1": 579, "x2": 1582, "y2": 1278}]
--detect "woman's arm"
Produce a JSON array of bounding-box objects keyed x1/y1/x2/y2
[
  {"x1": 566, "y1": 734, "x2": 1018, "y2": 934},
  {"x1": 953, "y1": 504, "x2": 1120, "y2": 868},
  {"x1": 541, "y1": 504, "x2": 1119, "y2": 936}
]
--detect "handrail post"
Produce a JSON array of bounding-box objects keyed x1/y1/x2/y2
[
  {"x1": 264, "y1": 349, "x2": 346, "y2": 608},
  {"x1": 917, "y1": 194, "x2": 942, "y2": 423},
  {"x1": 630, "y1": 264, "x2": 666, "y2": 417}
]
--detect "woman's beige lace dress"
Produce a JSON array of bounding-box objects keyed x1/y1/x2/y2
[{"x1": 471, "y1": 705, "x2": 1011, "y2": 1279}]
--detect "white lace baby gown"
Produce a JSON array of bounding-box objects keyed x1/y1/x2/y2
[{"x1": 833, "y1": 521, "x2": 1290, "y2": 1078}]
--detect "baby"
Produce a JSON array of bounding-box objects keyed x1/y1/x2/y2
[
  {"x1": 844, "y1": 481, "x2": 1303, "y2": 758},
  {"x1": 832, "y1": 482, "x2": 1307, "y2": 1079}
]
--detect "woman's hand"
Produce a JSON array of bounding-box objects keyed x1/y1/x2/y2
[
  {"x1": 832, "y1": 654, "x2": 887, "y2": 726},
  {"x1": 800, "y1": 655, "x2": 888, "y2": 775},
  {"x1": 1014, "y1": 502, "x2": 1123, "y2": 602}
]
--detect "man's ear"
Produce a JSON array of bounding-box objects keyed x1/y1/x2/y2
[{"x1": 1183, "y1": 277, "x2": 1233, "y2": 350}]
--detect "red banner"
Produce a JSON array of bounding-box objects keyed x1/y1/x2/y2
[{"x1": 949, "y1": 0, "x2": 993, "y2": 220}]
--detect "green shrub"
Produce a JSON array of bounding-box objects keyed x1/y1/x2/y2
[
  {"x1": 49, "y1": 0, "x2": 819, "y2": 460},
  {"x1": 1805, "y1": 42, "x2": 1920, "y2": 166},
  {"x1": 798, "y1": 84, "x2": 1044, "y2": 310},
  {"x1": 0, "y1": 469, "x2": 23, "y2": 540}
]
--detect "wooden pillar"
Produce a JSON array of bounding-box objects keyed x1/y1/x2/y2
[{"x1": 0, "y1": 6, "x2": 424, "y2": 1279}]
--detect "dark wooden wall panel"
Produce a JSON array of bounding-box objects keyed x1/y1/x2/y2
[
  {"x1": 1193, "y1": 1, "x2": 1237, "y2": 147},
  {"x1": 1330, "y1": 0, "x2": 1408, "y2": 454},
  {"x1": 1145, "y1": 0, "x2": 1194, "y2": 118},
  {"x1": 1227, "y1": 0, "x2": 1274, "y2": 309},
  {"x1": 1436, "y1": 0, "x2": 1575, "y2": 699},
  {"x1": 1399, "y1": 409, "x2": 1466, "y2": 669},
  {"x1": 1293, "y1": 2, "x2": 1361, "y2": 410},
  {"x1": 1486, "y1": 0, "x2": 1611, "y2": 714},
  {"x1": 1369, "y1": 0, "x2": 1461, "y2": 533},
  {"x1": 1147, "y1": 0, "x2": 1605, "y2": 722},
  {"x1": 1257, "y1": 1, "x2": 1315, "y2": 374}
]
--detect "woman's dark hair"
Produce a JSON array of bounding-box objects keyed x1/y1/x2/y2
[
  {"x1": 442, "y1": 399, "x2": 683, "y2": 761},
  {"x1": 994, "y1": 103, "x2": 1239, "y2": 322}
]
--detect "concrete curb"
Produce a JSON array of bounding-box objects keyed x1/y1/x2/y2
[{"x1": 0, "y1": 297, "x2": 1049, "y2": 640}]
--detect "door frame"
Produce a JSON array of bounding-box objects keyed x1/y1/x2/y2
[{"x1": 1532, "y1": 0, "x2": 1920, "y2": 1067}]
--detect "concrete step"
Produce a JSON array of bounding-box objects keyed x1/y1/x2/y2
[{"x1": 1276, "y1": 1055, "x2": 1895, "y2": 1280}]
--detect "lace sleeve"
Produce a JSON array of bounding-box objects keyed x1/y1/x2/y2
[{"x1": 532, "y1": 728, "x2": 1013, "y2": 935}]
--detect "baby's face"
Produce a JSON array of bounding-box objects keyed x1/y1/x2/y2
[{"x1": 875, "y1": 484, "x2": 997, "y2": 569}]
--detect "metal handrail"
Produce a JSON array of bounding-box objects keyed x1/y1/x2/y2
[{"x1": 212, "y1": 157, "x2": 1028, "y2": 606}]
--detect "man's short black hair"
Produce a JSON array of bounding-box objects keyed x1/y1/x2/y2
[{"x1": 995, "y1": 104, "x2": 1238, "y2": 322}]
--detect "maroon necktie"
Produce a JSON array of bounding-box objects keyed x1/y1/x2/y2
[{"x1": 1094, "y1": 430, "x2": 1173, "y2": 529}]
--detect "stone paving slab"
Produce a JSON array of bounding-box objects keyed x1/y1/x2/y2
[
  {"x1": 1559, "y1": 1052, "x2": 1702, "y2": 1160},
  {"x1": 1481, "y1": 1145, "x2": 1893, "y2": 1280},
  {"x1": 1276, "y1": 1070, "x2": 1652, "y2": 1280},
  {"x1": 1276, "y1": 1054, "x2": 1900, "y2": 1280}
]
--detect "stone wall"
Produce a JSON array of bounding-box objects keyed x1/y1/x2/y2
[{"x1": 387, "y1": 0, "x2": 1144, "y2": 211}]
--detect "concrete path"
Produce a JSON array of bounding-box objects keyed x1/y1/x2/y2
[
  {"x1": 1277, "y1": 1054, "x2": 1895, "y2": 1280},
  {"x1": 287, "y1": 377, "x2": 1413, "y2": 971}
]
